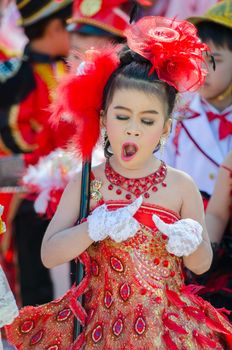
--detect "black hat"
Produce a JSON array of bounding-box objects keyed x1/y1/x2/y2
[
  {"x1": 188, "y1": 1, "x2": 232, "y2": 30},
  {"x1": 16, "y1": 0, "x2": 73, "y2": 27}
]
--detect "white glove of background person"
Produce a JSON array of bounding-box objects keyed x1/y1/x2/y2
[
  {"x1": 152, "y1": 215, "x2": 203, "y2": 257},
  {"x1": 88, "y1": 196, "x2": 143, "y2": 243}
]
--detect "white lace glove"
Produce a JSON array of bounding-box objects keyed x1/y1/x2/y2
[
  {"x1": 152, "y1": 215, "x2": 203, "y2": 257},
  {"x1": 88, "y1": 196, "x2": 142, "y2": 243},
  {"x1": 0, "y1": 267, "x2": 18, "y2": 328}
]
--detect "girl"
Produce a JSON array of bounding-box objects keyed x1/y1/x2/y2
[
  {"x1": 6, "y1": 16, "x2": 232, "y2": 349},
  {"x1": 0, "y1": 205, "x2": 18, "y2": 350}
]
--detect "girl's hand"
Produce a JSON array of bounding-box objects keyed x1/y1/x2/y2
[
  {"x1": 152, "y1": 215, "x2": 203, "y2": 257},
  {"x1": 88, "y1": 196, "x2": 143, "y2": 242}
]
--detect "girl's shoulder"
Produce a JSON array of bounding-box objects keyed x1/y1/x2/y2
[
  {"x1": 91, "y1": 161, "x2": 106, "y2": 178},
  {"x1": 166, "y1": 164, "x2": 200, "y2": 201},
  {"x1": 70, "y1": 162, "x2": 106, "y2": 184},
  {"x1": 167, "y1": 164, "x2": 196, "y2": 188}
]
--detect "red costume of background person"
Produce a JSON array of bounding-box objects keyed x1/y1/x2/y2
[{"x1": 0, "y1": 0, "x2": 72, "y2": 306}]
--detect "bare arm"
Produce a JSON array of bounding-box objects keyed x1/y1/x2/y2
[
  {"x1": 180, "y1": 174, "x2": 213, "y2": 275},
  {"x1": 206, "y1": 152, "x2": 232, "y2": 244},
  {"x1": 41, "y1": 172, "x2": 93, "y2": 268}
]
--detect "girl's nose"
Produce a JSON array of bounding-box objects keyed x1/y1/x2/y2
[
  {"x1": 125, "y1": 123, "x2": 141, "y2": 137},
  {"x1": 126, "y1": 130, "x2": 141, "y2": 136}
]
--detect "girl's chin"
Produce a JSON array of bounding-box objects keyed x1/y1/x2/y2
[
  {"x1": 121, "y1": 153, "x2": 137, "y2": 162},
  {"x1": 112, "y1": 152, "x2": 155, "y2": 170},
  {"x1": 114, "y1": 157, "x2": 139, "y2": 170}
]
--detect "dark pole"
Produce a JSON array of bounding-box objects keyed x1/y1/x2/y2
[{"x1": 73, "y1": 159, "x2": 91, "y2": 340}]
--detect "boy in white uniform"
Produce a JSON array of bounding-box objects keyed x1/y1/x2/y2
[{"x1": 165, "y1": 0, "x2": 232, "y2": 201}]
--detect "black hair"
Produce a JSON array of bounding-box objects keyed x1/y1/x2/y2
[
  {"x1": 102, "y1": 46, "x2": 177, "y2": 157},
  {"x1": 196, "y1": 22, "x2": 232, "y2": 50},
  {"x1": 102, "y1": 47, "x2": 177, "y2": 116}
]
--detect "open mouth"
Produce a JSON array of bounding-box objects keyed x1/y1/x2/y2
[{"x1": 121, "y1": 142, "x2": 138, "y2": 161}]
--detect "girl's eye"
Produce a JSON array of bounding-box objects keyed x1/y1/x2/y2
[
  {"x1": 116, "y1": 115, "x2": 129, "y2": 120},
  {"x1": 142, "y1": 119, "x2": 154, "y2": 125}
]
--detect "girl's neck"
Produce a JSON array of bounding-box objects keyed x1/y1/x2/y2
[{"x1": 109, "y1": 155, "x2": 161, "y2": 179}]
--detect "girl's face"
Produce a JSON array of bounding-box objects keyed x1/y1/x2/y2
[{"x1": 105, "y1": 88, "x2": 171, "y2": 173}]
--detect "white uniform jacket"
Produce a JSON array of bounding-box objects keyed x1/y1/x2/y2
[{"x1": 165, "y1": 94, "x2": 232, "y2": 196}]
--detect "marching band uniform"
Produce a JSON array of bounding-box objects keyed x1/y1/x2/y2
[
  {"x1": 0, "y1": 0, "x2": 72, "y2": 306},
  {"x1": 165, "y1": 93, "x2": 232, "y2": 198},
  {"x1": 165, "y1": 0, "x2": 232, "y2": 199},
  {"x1": 0, "y1": 45, "x2": 68, "y2": 164}
]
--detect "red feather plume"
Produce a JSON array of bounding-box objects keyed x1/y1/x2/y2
[
  {"x1": 51, "y1": 46, "x2": 119, "y2": 160},
  {"x1": 165, "y1": 286, "x2": 186, "y2": 308},
  {"x1": 162, "y1": 331, "x2": 179, "y2": 350},
  {"x1": 192, "y1": 330, "x2": 217, "y2": 348},
  {"x1": 162, "y1": 311, "x2": 188, "y2": 334}
]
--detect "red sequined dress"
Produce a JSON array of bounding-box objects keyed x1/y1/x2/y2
[{"x1": 5, "y1": 178, "x2": 232, "y2": 349}]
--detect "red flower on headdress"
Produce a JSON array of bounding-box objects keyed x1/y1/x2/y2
[
  {"x1": 124, "y1": 16, "x2": 209, "y2": 92},
  {"x1": 51, "y1": 46, "x2": 119, "y2": 160}
]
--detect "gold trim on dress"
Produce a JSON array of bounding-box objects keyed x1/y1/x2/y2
[
  {"x1": 90, "y1": 179, "x2": 103, "y2": 202},
  {"x1": 9, "y1": 105, "x2": 37, "y2": 152}
]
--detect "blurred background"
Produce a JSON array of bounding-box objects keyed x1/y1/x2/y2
[
  {"x1": 0, "y1": 0, "x2": 223, "y2": 349},
  {"x1": 0, "y1": 0, "x2": 218, "y2": 56}
]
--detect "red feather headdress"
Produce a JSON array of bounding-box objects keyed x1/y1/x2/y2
[
  {"x1": 124, "y1": 16, "x2": 209, "y2": 92},
  {"x1": 51, "y1": 46, "x2": 120, "y2": 160}
]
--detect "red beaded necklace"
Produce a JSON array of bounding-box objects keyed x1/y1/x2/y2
[{"x1": 105, "y1": 159, "x2": 167, "y2": 200}]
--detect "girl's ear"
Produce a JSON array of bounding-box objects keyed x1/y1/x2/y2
[
  {"x1": 162, "y1": 118, "x2": 172, "y2": 138},
  {"x1": 100, "y1": 110, "x2": 106, "y2": 128}
]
